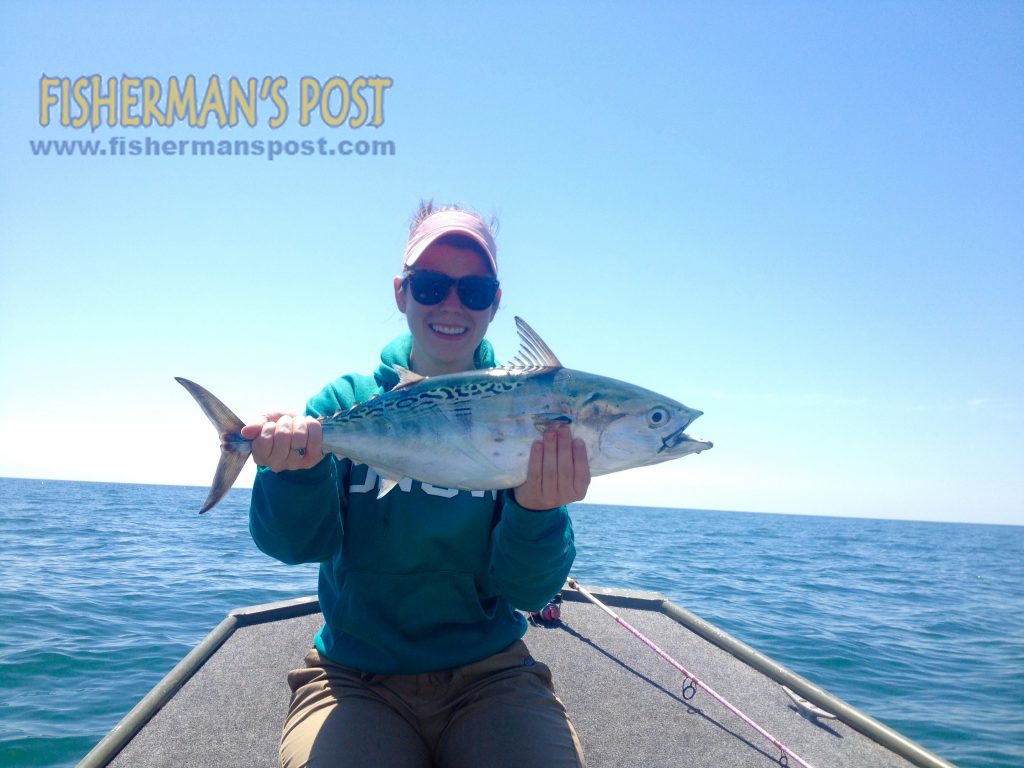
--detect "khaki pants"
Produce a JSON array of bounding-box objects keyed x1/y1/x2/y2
[{"x1": 280, "y1": 641, "x2": 586, "y2": 768}]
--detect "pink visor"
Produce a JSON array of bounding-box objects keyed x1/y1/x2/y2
[{"x1": 403, "y1": 209, "x2": 498, "y2": 274}]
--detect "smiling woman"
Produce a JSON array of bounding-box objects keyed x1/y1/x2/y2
[
  {"x1": 394, "y1": 205, "x2": 502, "y2": 376},
  {"x1": 232, "y1": 201, "x2": 593, "y2": 768}
]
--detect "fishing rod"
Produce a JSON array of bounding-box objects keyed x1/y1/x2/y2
[{"x1": 566, "y1": 579, "x2": 817, "y2": 768}]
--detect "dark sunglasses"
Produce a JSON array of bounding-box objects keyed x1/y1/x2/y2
[{"x1": 402, "y1": 270, "x2": 500, "y2": 311}]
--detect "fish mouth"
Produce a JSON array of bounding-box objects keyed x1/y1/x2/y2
[{"x1": 659, "y1": 427, "x2": 712, "y2": 454}]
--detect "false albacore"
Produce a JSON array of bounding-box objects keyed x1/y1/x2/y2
[{"x1": 178, "y1": 317, "x2": 712, "y2": 512}]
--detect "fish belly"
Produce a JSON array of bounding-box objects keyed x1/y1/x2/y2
[{"x1": 323, "y1": 413, "x2": 538, "y2": 491}]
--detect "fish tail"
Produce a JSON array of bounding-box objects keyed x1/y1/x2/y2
[{"x1": 175, "y1": 377, "x2": 252, "y2": 513}]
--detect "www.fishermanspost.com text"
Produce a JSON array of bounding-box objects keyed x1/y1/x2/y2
[{"x1": 28, "y1": 136, "x2": 397, "y2": 161}]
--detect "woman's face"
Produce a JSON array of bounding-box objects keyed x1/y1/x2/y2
[{"x1": 394, "y1": 242, "x2": 500, "y2": 376}]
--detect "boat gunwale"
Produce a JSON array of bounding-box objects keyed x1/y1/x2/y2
[{"x1": 76, "y1": 595, "x2": 321, "y2": 768}]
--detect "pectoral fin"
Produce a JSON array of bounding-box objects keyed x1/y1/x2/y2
[{"x1": 532, "y1": 414, "x2": 573, "y2": 433}]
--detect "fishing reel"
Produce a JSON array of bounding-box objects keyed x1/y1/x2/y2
[{"x1": 527, "y1": 593, "x2": 563, "y2": 625}]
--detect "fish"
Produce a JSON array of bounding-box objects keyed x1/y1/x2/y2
[{"x1": 177, "y1": 317, "x2": 712, "y2": 512}]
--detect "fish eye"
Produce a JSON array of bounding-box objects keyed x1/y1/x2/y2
[{"x1": 647, "y1": 406, "x2": 670, "y2": 428}]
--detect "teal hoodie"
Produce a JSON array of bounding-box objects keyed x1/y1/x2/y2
[{"x1": 249, "y1": 334, "x2": 576, "y2": 674}]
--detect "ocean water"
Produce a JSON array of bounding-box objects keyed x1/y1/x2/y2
[{"x1": 0, "y1": 478, "x2": 1021, "y2": 768}]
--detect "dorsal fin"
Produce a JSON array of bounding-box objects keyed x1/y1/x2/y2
[
  {"x1": 505, "y1": 317, "x2": 562, "y2": 370},
  {"x1": 392, "y1": 364, "x2": 427, "y2": 390}
]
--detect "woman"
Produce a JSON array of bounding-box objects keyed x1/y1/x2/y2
[{"x1": 241, "y1": 202, "x2": 590, "y2": 767}]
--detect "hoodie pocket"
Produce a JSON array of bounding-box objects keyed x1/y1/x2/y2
[{"x1": 335, "y1": 569, "x2": 494, "y2": 640}]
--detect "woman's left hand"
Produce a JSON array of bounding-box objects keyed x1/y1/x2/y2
[{"x1": 513, "y1": 424, "x2": 591, "y2": 510}]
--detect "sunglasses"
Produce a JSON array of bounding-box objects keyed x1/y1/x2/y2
[{"x1": 402, "y1": 270, "x2": 500, "y2": 311}]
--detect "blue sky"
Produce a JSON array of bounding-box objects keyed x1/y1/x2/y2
[{"x1": 1, "y1": 2, "x2": 1021, "y2": 524}]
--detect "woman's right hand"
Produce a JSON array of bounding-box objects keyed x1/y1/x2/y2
[{"x1": 240, "y1": 413, "x2": 324, "y2": 473}]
